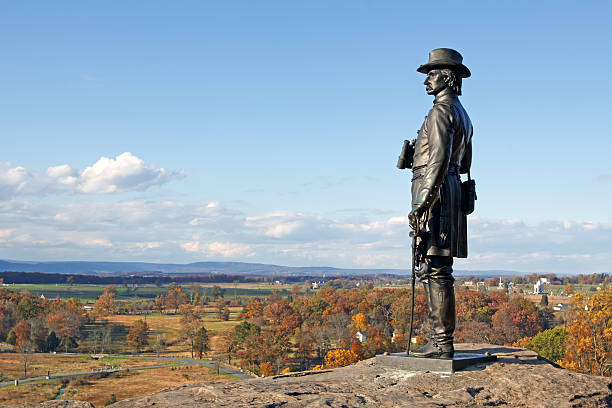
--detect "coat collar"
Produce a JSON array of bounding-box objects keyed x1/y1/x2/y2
[{"x1": 433, "y1": 88, "x2": 458, "y2": 105}]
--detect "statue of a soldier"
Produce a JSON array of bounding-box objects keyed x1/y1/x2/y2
[{"x1": 405, "y1": 48, "x2": 473, "y2": 359}]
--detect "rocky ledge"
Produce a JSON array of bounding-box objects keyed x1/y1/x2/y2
[{"x1": 9, "y1": 344, "x2": 612, "y2": 407}]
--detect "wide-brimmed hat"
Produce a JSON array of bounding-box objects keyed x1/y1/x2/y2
[{"x1": 417, "y1": 48, "x2": 471, "y2": 78}]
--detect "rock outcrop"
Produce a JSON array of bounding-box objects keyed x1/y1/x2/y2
[{"x1": 9, "y1": 344, "x2": 612, "y2": 407}]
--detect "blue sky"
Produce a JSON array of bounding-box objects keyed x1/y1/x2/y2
[{"x1": 1, "y1": 1, "x2": 611, "y2": 274}]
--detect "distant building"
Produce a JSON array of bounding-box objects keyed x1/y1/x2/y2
[
  {"x1": 391, "y1": 329, "x2": 399, "y2": 343},
  {"x1": 533, "y1": 280, "x2": 545, "y2": 294},
  {"x1": 553, "y1": 303, "x2": 569, "y2": 311},
  {"x1": 83, "y1": 305, "x2": 93, "y2": 311},
  {"x1": 356, "y1": 331, "x2": 367, "y2": 343},
  {"x1": 463, "y1": 281, "x2": 474, "y2": 287},
  {"x1": 476, "y1": 281, "x2": 486, "y2": 287}
]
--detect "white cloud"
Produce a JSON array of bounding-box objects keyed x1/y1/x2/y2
[
  {"x1": 182, "y1": 240, "x2": 255, "y2": 258},
  {"x1": 1, "y1": 196, "x2": 612, "y2": 274},
  {"x1": 0, "y1": 153, "x2": 184, "y2": 199},
  {"x1": 79, "y1": 152, "x2": 182, "y2": 193}
]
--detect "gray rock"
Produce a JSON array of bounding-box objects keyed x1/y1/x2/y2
[{"x1": 10, "y1": 344, "x2": 612, "y2": 407}]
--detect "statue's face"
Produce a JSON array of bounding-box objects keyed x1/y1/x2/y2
[{"x1": 424, "y1": 69, "x2": 447, "y2": 95}]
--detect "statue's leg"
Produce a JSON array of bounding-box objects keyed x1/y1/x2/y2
[
  {"x1": 412, "y1": 256, "x2": 455, "y2": 359},
  {"x1": 429, "y1": 256, "x2": 455, "y2": 353}
]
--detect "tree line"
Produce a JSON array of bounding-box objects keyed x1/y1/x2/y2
[{"x1": 226, "y1": 283, "x2": 611, "y2": 377}]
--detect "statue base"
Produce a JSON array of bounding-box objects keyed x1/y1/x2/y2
[{"x1": 376, "y1": 352, "x2": 497, "y2": 373}]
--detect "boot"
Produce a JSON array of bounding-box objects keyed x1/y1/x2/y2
[
  {"x1": 411, "y1": 339, "x2": 454, "y2": 359},
  {"x1": 412, "y1": 259, "x2": 456, "y2": 359},
  {"x1": 429, "y1": 277, "x2": 455, "y2": 358}
]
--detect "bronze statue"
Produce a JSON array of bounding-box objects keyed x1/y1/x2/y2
[{"x1": 402, "y1": 48, "x2": 473, "y2": 359}]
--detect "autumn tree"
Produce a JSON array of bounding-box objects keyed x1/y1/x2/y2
[
  {"x1": 351, "y1": 313, "x2": 369, "y2": 333},
  {"x1": 264, "y1": 300, "x2": 300, "y2": 336},
  {"x1": 491, "y1": 296, "x2": 549, "y2": 344},
  {"x1": 240, "y1": 300, "x2": 264, "y2": 320},
  {"x1": 13, "y1": 320, "x2": 32, "y2": 352},
  {"x1": 295, "y1": 329, "x2": 315, "y2": 370},
  {"x1": 16, "y1": 295, "x2": 43, "y2": 321},
  {"x1": 390, "y1": 291, "x2": 427, "y2": 335},
  {"x1": 193, "y1": 326, "x2": 210, "y2": 359},
  {"x1": 179, "y1": 304, "x2": 203, "y2": 358},
  {"x1": 126, "y1": 319, "x2": 149, "y2": 352},
  {"x1": 94, "y1": 285, "x2": 117, "y2": 317},
  {"x1": 210, "y1": 285, "x2": 225, "y2": 299},
  {"x1": 152, "y1": 295, "x2": 166, "y2": 314},
  {"x1": 216, "y1": 299, "x2": 229, "y2": 320},
  {"x1": 454, "y1": 289, "x2": 494, "y2": 343},
  {"x1": 152, "y1": 334, "x2": 167, "y2": 357},
  {"x1": 350, "y1": 339, "x2": 364, "y2": 360},
  {"x1": 165, "y1": 287, "x2": 188, "y2": 313},
  {"x1": 259, "y1": 361, "x2": 275, "y2": 376},
  {"x1": 561, "y1": 287, "x2": 612, "y2": 376},
  {"x1": 229, "y1": 321, "x2": 261, "y2": 361},
  {"x1": 46, "y1": 308, "x2": 84, "y2": 352},
  {"x1": 324, "y1": 348, "x2": 359, "y2": 368},
  {"x1": 189, "y1": 282, "x2": 202, "y2": 304},
  {"x1": 364, "y1": 326, "x2": 386, "y2": 356}
]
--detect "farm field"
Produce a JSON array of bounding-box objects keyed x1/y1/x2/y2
[
  {"x1": 0, "y1": 364, "x2": 235, "y2": 406},
  {"x1": 7, "y1": 282, "x2": 302, "y2": 302},
  {"x1": 0, "y1": 353, "x2": 182, "y2": 381},
  {"x1": 89, "y1": 309, "x2": 242, "y2": 355}
]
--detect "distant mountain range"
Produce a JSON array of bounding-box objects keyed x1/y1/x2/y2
[{"x1": 0, "y1": 259, "x2": 529, "y2": 278}]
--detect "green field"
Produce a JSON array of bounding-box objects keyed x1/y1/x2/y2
[{"x1": 8, "y1": 283, "x2": 299, "y2": 302}]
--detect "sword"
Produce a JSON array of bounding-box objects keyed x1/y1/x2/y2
[{"x1": 407, "y1": 218, "x2": 422, "y2": 355}]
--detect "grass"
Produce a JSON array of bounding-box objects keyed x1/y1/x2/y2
[
  {"x1": 83, "y1": 309, "x2": 241, "y2": 355},
  {"x1": 0, "y1": 379, "x2": 63, "y2": 406},
  {"x1": 0, "y1": 353, "x2": 182, "y2": 381},
  {"x1": 8, "y1": 282, "x2": 302, "y2": 302},
  {"x1": 0, "y1": 364, "x2": 236, "y2": 406},
  {"x1": 59, "y1": 365, "x2": 235, "y2": 407}
]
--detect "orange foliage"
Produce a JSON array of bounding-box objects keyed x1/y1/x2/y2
[
  {"x1": 259, "y1": 361, "x2": 275, "y2": 376},
  {"x1": 351, "y1": 312, "x2": 369, "y2": 332},
  {"x1": 350, "y1": 339, "x2": 364, "y2": 359},
  {"x1": 93, "y1": 286, "x2": 117, "y2": 316},
  {"x1": 312, "y1": 364, "x2": 325, "y2": 371},
  {"x1": 13, "y1": 320, "x2": 32, "y2": 351},
  {"x1": 126, "y1": 319, "x2": 149, "y2": 352},
  {"x1": 324, "y1": 348, "x2": 359, "y2": 368},
  {"x1": 560, "y1": 287, "x2": 612, "y2": 376},
  {"x1": 241, "y1": 300, "x2": 264, "y2": 319}
]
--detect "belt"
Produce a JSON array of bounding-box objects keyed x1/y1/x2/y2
[
  {"x1": 412, "y1": 165, "x2": 460, "y2": 176},
  {"x1": 448, "y1": 166, "x2": 460, "y2": 175}
]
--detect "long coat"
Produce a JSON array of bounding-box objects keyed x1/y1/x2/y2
[{"x1": 411, "y1": 90, "x2": 473, "y2": 258}]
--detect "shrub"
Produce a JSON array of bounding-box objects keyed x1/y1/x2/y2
[
  {"x1": 104, "y1": 394, "x2": 117, "y2": 406},
  {"x1": 525, "y1": 326, "x2": 567, "y2": 362}
]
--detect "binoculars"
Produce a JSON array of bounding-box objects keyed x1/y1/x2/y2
[{"x1": 397, "y1": 139, "x2": 416, "y2": 169}]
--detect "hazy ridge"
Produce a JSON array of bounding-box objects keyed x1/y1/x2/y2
[{"x1": 0, "y1": 259, "x2": 528, "y2": 278}]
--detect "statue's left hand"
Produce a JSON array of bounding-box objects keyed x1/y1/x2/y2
[{"x1": 408, "y1": 208, "x2": 423, "y2": 230}]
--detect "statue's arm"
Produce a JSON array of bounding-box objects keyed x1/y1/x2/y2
[
  {"x1": 414, "y1": 105, "x2": 453, "y2": 211},
  {"x1": 460, "y1": 134, "x2": 472, "y2": 174}
]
